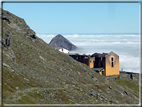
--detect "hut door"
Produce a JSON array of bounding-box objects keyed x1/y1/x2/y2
[{"x1": 102, "y1": 71, "x2": 104, "y2": 75}]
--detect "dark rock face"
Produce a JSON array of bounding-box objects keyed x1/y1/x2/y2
[
  {"x1": 49, "y1": 34, "x2": 77, "y2": 51},
  {"x1": 1, "y1": 9, "x2": 36, "y2": 38}
]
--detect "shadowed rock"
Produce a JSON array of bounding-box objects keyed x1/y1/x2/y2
[{"x1": 49, "y1": 34, "x2": 77, "y2": 51}]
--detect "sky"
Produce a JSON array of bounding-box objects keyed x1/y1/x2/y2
[
  {"x1": 2, "y1": 2, "x2": 140, "y2": 34},
  {"x1": 1, "y1": 1, "x2": 141, "y2": 73}
]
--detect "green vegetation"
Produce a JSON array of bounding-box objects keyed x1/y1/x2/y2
[
  {"x1": 15, "y1": 96, "x2": 36, "y2": 104},
  {"x1": 3, "y1": 67, "x2": 38, "y2": 100},
  {"x1": 2, "y1": 9, "x2": 139, "y2": 104},
  {"x1": 114, "y1": 79, "x2": 139, "y2": 92}
]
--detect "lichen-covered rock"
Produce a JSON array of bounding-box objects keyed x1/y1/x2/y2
[{"x1": 2, "y1": 9, "x2": 36, "y2": 38}]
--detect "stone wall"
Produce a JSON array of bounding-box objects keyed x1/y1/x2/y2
[
  {"x1": 103, "y1": 71, "x2": 139, "y2": 82},
  {"x1": 118, "y1": 71, "x2": 139, "y2": 82}
]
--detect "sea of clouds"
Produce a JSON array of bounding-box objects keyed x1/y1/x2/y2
[{"x1": 37, "y1": 33, "x2": 140, "y2": 73}]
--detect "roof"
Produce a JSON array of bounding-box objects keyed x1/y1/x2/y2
[
  {"x1": 91, "y1": 53, "x2": 108, "y2": 57},
  {"x1": 69, "y1": 54, "x2": 88, "y2": 57},
  {"x1": 120, "y1": 71, "x2": 137, "y2": 74},
  {"x1": 69, "y1": 51, "x2": 118, "y2": 58},
  {"x1": 101, "y1": 53, "x2": 108, "y2": 57},
  {"x1": 107, "y1": 51, "x2": 119, "y2": 57},
  {"x1": 92, "y1": 68, "x2": 104, "y2": 72}
]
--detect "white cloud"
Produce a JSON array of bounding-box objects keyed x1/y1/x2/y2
[
  {"x1": 119, "y1": 55, "x2": 140, "y2": 73},
  {"x1": 36, "y1": 34, "x2": 140, "y2": 73},
  {"x1": 36, "y1": 34, "x2": 56, "y2": 43},
  {"x1": 124, "y1": 34, "x2": 139, "y2": 37},
  {"x1": 64, "y1": 34, "x2": 79, "y2": 38}
]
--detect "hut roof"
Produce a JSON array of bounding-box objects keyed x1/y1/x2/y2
[
  {"x1": 92, "y1": 68, "x2": 104, "y2": 72},
  {"x1": 91, "y1": 53, "x2": 108, "y2": 57}
]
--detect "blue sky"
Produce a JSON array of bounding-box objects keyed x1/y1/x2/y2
[{"x1": 3, "y1": 2, "x2": 140, "y2": 34}]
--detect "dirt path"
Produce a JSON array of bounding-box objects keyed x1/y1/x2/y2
[
  {"x1": 4, "y1": 87, "x2": 66, "y2": 102},
  {"x1": 4, "y1": 83, "x2": 97, "y2": 103}
]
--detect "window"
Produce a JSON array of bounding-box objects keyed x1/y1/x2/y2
[
  {"x1": 111, "y1": 57, "x2": 114, "y2": 67},
  {"x1": 111, "y1": 62, "x2": 114, "y2": 67}
]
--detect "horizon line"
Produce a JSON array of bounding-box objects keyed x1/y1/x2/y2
[{"x1": 37, "y1": 32, "x2": 140, "y2": 34}]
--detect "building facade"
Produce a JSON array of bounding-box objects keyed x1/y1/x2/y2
[
  {"x1": 69, "y1": 51, "x2": 119, "y2": 76},
  {"x1": 105, "y1": 52, "x2": 119, "y2": 76}
]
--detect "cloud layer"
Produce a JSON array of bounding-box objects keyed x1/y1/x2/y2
[{"x1": 37, "y1": 34, "x2": 140, "y2": 73}]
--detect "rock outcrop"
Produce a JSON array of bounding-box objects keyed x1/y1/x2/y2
[
  {"x1": 49, "y1": 34, "x2": 77, "y2": 51},
  {"x1": 1, "y1": 9, "x2": 140, "y2": 104}
]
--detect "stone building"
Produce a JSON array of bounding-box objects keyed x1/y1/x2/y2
[
  {"x1": 69, "y1": 54, "x2": 90, "y2": 66},
  {"x1": 69, "y1": 51, "x2": 119, "y2": 76}
]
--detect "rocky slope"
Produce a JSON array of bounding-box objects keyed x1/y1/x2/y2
[
  {"x1": 1, "y1": 9, "x2": 140, "y2": 105},
  {"x1": 49, "y1": 34, "x2": 77, "y2": 51}
]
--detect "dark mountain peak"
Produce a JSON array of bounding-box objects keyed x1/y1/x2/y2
[
  {"x1": 49, "y1": 34, "x2": 77, "y2": 51},
  {"x1": 53, "y1": 34, "x2": 65, "y2": 40},
  {"x1": 56, "y1": 34, "x2": 63, "y2": 37}
]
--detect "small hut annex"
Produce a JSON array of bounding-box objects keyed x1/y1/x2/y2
[
  {"x1": 69, "y1": 51, "x2": 119, "y2": 76},
  {"x1": 55, "y1": 47, "x2": 69, "y2": 54},
  {"x1": 59, "y1": 48, "x2": 69, "y2": 53}
]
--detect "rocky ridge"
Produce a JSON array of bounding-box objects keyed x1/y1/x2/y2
[
  {"x1": 1, "y1": 9, "x2": 140, "y2": 105},
  {"x1": 49, "y1": 34, "x2": 77, "y2": 51}
]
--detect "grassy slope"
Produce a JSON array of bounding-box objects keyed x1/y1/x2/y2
[
  {"x1": 2, "y1": 9, "x2": 139, "y2": 104},
  {"x1": 114, "y1": 79, "x2": 139, "y2": 92}
]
